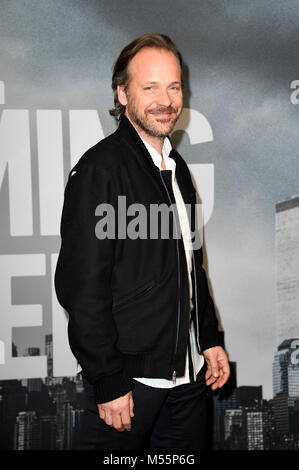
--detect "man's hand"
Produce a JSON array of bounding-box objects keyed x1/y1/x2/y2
[
  {"x1": 203, "y1": 346, "x2": 230, "y2": 390},
  {"x1": 97, "y1": 391, "x2": 134, "y2": 432}
]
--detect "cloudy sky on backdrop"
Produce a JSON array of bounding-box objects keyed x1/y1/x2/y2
[{"x1": 1, "y1": 0, "x2": 299, "y2": 398}]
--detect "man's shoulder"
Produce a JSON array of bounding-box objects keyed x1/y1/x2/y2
[
  {"x1": 169, "y1": 147, "x2": 197, "y2": 194},
  {"x1": 71, "y1": 127, "x2": 122, "y2": 174},
  {"x1": 170, "y1": 147, "x2": 192, "y2": 176}
]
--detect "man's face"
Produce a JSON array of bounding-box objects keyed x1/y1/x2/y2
[{"x1": 119, "y1": 47, "x2": 183, "y2": 138}]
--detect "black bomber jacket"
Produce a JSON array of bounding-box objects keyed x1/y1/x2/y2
[{"x1": 54, "y1": 114, "x2": 220, "y2": 404}]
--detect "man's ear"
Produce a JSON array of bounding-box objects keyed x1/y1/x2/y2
[{"x1": 117, "y1": 85, "x2": 128, "y2": 106}]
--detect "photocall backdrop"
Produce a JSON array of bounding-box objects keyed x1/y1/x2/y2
[{"x1": 0, "y1": 0, "x2": 298, "y2": 450}]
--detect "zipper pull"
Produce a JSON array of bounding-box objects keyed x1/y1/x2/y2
[{"x1": 172, "y1": 370, "x2": 177, "y2": 384}]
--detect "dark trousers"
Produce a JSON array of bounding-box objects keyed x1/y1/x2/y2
[{"x1": 76, "y1": 365, "x2": 208, "y2": 451}]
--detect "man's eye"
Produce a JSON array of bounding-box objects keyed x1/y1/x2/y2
[{"x1": 144, "y1": 87, "x2": 152, "y2": 91}]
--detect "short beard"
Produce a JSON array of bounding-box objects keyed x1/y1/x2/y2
[{"x1": 125, "y1": 92, "x2": 180, "y2": 138}]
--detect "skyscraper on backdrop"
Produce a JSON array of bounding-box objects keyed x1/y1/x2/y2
[
  {"x1": 273, "y1": 195, "x2": 299, "y2": 442},
  {"x1": 275, "y1": 195, "x2": 299, "y2": 344}
]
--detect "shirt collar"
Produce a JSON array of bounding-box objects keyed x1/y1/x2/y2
[{"x1": 139, "y1": 135, "x2": 175, "y2": 171}]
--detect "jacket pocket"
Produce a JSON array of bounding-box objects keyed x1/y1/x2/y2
[{"x1": 112, "y1": 280, "x2": 156, "y2": 313}]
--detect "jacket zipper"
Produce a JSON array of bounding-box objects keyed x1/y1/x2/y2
[{"x1": 158, "y1": 170, "x2": 181, "y2": 384}]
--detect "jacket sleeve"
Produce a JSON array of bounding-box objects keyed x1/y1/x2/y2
[
  {"x1": 196, "y1": 248, "x2": 221, "y2": 352},
  {"x1": 190, "y1": 187, "x2": 221, "y2": 352},
  {"x1": 54, "y1": 162, "x2": 133, "y2": 404}
]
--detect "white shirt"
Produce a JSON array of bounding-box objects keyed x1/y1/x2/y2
[{"x1": 133, "y1": 136, "x2": 204, "y2": 388}]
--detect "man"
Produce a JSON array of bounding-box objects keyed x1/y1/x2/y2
[{"x1": 55, "y1": 33, "x2": 230, "y2": 450}]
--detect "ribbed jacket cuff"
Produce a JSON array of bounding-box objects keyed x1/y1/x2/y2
[
  {"x1": 200, "y1": 329, "x2": 221, "y2": 352},
  {"x1": 93, "y1": 371, "x2": 134, "y2": 404}
]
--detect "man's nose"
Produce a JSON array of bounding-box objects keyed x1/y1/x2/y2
[{"x1": 156, "y1": 89, "x2": 172, "y2": 107}]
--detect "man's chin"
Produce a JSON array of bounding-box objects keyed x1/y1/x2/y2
[{"x1": 149, "y1": 118, "x2": 178, "y2": 135}]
